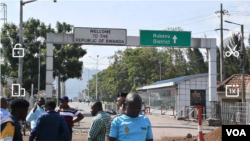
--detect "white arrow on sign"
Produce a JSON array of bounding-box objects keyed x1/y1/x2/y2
[{"x1": 173, "y1": 35, "x2": 177, "y2": 43}]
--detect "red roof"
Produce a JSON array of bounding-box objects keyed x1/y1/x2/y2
[{"x1": 217, "y1": 74, "x2": 250, "y2": 92}]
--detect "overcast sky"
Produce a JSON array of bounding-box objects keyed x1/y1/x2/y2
[{"x1": 1, "y1": 0, "x2": 249, "y2": 98}]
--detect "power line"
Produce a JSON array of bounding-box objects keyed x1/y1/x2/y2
[
  {"x1": 229, "y1": 30, "x2": 250, "y2": 33},
  {"x1": 192, "y1": 30, "x2": 216, "y2": 35},
  {"x1": 84, "y1": 63, "x2": 110, "y2": 66},
  {"x1": 127, "y1": 13, "x2": 215, "y2": 33},
  {"x1": 129, "y1": 16, "x2": 218, "y2": 36}
]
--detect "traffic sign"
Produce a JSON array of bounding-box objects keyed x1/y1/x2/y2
[
  {"x1": 140, "y1": 30, "x2": 191, "y2": 47},
  {"x1": 73, "y1": 27, "x2": 127, "y2": 45}
]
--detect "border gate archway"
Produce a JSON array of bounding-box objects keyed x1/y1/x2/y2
[{"x1": 45, "y1": 29, "x2": 218, "y2": 118}]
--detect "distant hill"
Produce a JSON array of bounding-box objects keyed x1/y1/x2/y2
[{"x1": 65, "y1": 68, "x2": 101, "y2": 99}]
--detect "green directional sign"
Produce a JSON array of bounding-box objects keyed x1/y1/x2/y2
[{"x1": 140, "y1": 30, "x2": 191, "y2": 47}]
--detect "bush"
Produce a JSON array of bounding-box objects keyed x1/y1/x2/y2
[{"x1": 3, "y1": 87, "x2": 11, "y2": 98}]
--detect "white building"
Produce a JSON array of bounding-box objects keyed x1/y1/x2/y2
[{"x1": 136, "y1": 73, "x2": 213, "y2": 119}]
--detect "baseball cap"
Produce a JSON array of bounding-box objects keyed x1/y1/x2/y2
[{"x1": 60, "y1": 96, "x2": 69, "y2": 101}]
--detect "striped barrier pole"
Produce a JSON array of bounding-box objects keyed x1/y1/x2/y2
[{"x1": 198, "y1": 105, "x2": 204, "y2": 141}]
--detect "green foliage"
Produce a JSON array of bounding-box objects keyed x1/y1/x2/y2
[
  {"x1": 217, "y1": 33, "x2": 250, "y2": 80},
  {"x1": 1, "y1": 19, "x2": 87, "y2": 95},
  {"x1": 3, "y1": 87, "x2": 11, "y2": 98},
  {"x1": 54, "y1": 21, "x2": 86, "y2": 81},
  {"x1": 86, "y1": 27, "x2": 210, "y2": 101},
  {"x1": 86, "y1": 32, "x2": 250, "y2": 101},
  {"x1": 186, "y1": 48, "x2": 208, "y2": 74},
  {"x1": 86, "y1": 46, "x2": 207, "y2": 101}
]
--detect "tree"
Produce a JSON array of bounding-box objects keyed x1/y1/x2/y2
[
  {"x1": 186, "y1": 48, "x2": 207, "y2": 74},
  {"x1": 0, "y1": 62, "x2": 13, "y2": 84},
  {"x1": 1, "y1": 19, "x2": 54, "y2": 93},
  {"x1": 224, "y1": 33, "x2": 242, "y2": 78},
  {"x1": 53, "y1": 21, "x2": 87, "y2": 103},
  {"x1": 1, "y1": 19, "x2": 87, "y2": 96},
  {"x1": 3, "y1": 87, "x2": 11, "y2": 98}
]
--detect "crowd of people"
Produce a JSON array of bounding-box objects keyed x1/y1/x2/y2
[{"x1": 0, "y1": 92, "x2": 153, "y2": 141}]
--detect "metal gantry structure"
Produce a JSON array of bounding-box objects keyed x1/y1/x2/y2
[{"x1": 0, "y1": 3, "x2": 7, "y2": 24}]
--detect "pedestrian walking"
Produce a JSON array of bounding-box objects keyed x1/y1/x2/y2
[
  {"x1": 88, "y1": 101, "x2": 111, "y2": 141},
  {"x1": 26, "y1": 97, "x2": 46, "y2": 130},
  {"x1": 108, "y1": 93, "x2": 154, "y2": 141},
  {"x1": 0, "y1": 99, "x2": 29, "y2": 141},
  {"x1": 56, "y1": 96, "x2": 84, "y2": 141},
  {"x1": 105, "y1": 93, "x2": 128, "y2": 141},
  {"x1": 29, "y1": 101, "x2": 70, "y2": 141}
]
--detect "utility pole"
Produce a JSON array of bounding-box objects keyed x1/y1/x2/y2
[
  {"x1": 159, "y1": 52, "x2": 162, "y2": 81},
  {"x1": 19, "y1": 0, "x2": 55, "y2": 92},
  {"x1": 88, "y1": 69, "x2": 90, "y2": 100},
  {"x1": 96, "y1": 55, "x2": 98, "y2": 101},
  {"x1": 241, "y1": 24, "x2": 245, "y2": 102},
  {"x1": 224, "y1": 20, "x2": 245, "y2": 102},
  {"x1": 18, "y1": 0, "x2": 24, "y2": 87},
  {"x1": 215, "y1": 3, "x2": 229, "y2": 82},
  {"x1": 88, "y1": 55, "x2": 106, "y2": 101},
  {"x1": 38, "y1": 43, "x2": 41, "y2": 92}
]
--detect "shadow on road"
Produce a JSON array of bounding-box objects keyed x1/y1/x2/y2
[
  {"x1": 81, "y1": 113, "x2": 93, "y2": 117},
  {"x1": 151, "y1": 126, "x2": 214, "y2": 130}
]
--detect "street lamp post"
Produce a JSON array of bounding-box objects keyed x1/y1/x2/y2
[
  {"x1": 85, "y1": 67, "x2": 94, "y2": 100},
  {"x1": 88, "y1": 55, "x2": 106, "y2": 101},
  {"x1": 224, "y1": 20, "x2": 245, "y2": 102},
  {"x1": 38, "y1": 43, "x2": 40, "y2": 91},
  {"x1": 18, "y1": 0, "x2": 56, "y2": 90},
  {"x1": 37, "y1": 37, "x2": 44, "y2": 92}
]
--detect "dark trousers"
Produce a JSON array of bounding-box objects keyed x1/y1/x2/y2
[{"x1": 69, "y1": 128, "x2": 73, "y2": 141}]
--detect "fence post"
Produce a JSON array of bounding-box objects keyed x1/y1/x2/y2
[
  {"x1": 217, "y1": 101, "x2": 222, "y2": 120},
  {"x1": 171, "y1": 106, "x2": 175, "y2": 116},
  {"x1": 161, "y1": 106, "x2": 165, "y2": 115},
  {"x1": 198, "y1": 105, "x2": 204, "y2": 141}
]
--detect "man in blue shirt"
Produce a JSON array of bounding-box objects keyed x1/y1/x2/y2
[
  {"x1": 29, "y1": 101, "x2": 70, "y2": 141},
  {"x1": 108, "y1": 93, "x2": 154, "y2": 141},
  {"x1": 26, "y1": 97, "x2": 46, "y2": 130},
  {"x1": 106, "y1": 93, "x2": 128, "y2": 141}
]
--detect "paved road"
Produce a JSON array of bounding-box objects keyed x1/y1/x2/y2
[
  {"x1": 68, "y1": 102, "x2": 93, "y2": 130},
  {"x1": 68, "y1": 102, "x2": 218, "y2": 139}
]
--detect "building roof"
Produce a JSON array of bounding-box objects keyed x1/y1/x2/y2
[
  {"x1": 137, "y1": 73, "x2": 208, "y2": 90},
  {"x1": 149, "y1": 75, "x2": 189, "y2": 86},
  {"x1": 217, "y1": 74, "x2": 250, "y2": 92}
]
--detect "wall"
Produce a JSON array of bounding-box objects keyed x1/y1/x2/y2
[{"x1": 176, "y1": 76, "x2": 210, "y2": 116}]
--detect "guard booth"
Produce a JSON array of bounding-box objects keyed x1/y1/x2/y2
[{"x1": 190, "y1": 90, "x2": 206, "y2": 119}]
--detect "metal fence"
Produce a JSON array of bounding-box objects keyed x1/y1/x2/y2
[
  {"x1": 220, "y1": 102, "x2": 250, "y2": 125},
  {"x1": 103, "y1": 104, "x2": 117, "y2": 113},
  {"x1": 139, "y1": 90, "x2": 175, "y2": 109}
]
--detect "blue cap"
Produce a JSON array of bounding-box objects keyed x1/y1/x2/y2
[{"x1": 60, "y1": 96, "x2": 69, "y2": 101}]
